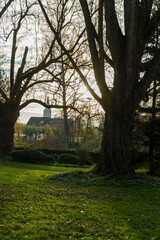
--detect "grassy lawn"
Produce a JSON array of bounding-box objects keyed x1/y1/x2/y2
[{"x1": 0, "y1": 159, "x2": 160, "y2": 240}]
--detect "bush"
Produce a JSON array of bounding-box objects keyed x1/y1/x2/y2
[
  {"x1": 57, "y1": 153, "x2": 80, "y2": 165},
  {"x1": 131, "y1": 150, "x2": 149, "y2": 169},
  {"x1": 12, "y1": 149, "x2": 54, "y2": 164},
  {"x1": 77, "y1": 150, "x2": 93, "y2": 165},
  {"x1": 14, "y1": 147, "x2": 29, "y2": 151},
  {"x1": 39, "y1": 149, "x2": 95, "y2": 165},
  {"x1": 89, "y1": 152, "x2": 99, "y2": 163},
  {"x1": 51, "y1": 154, "x2": 59, "y2": 161},
  {"x1": 39, "y1": 149, "x2": 77, "y2": 156},
  {"x1": 149, "y1": 153, "x2": 160, "y2": 176}
]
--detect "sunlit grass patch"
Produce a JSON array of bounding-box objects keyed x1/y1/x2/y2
[{"x1": 0, "y1": 159, "x2": 160, "y2": 240}]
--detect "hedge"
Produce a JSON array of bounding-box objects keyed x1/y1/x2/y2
[
  {"x1": 12, "y1": 149, "x2": 54, "y2": 164},
  {"x1": 14, "y1": 148, "x2": 99, "y2": 164},
  {"x1": 57, "y1": 154, "x2": 80, "y2": 165}
]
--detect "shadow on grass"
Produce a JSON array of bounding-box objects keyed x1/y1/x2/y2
[
  {"x1": 48, "y1": 170, "x2": 160, "y2": 188},
  {"x1": 1, "y1": 159, "x2": 160, "y2": 240},
  {"x1": 47, "y1": 171, "x2": 160, "y2": 240}
]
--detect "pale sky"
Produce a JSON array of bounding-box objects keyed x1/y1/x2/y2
[
  {"x1": 19, "y1": 102, "x2": 64, "y2": 124},
  {"x1": 19, "y1": 104, "x2": 44, "y2": 124},
  {"x1": 1, "y1": 0, "x2": 111, "y2": 125}
]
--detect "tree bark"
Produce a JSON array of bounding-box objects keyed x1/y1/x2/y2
[
  {"x1": 96, "y1": 112, "x2": 135, "y2": 175},
  {"x1": 0, "y1": 103, "x2": 19, "y2": 155}
]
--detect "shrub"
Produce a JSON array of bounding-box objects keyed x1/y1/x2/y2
[
  {"x1": 39, "y1": 149, "x2": 95, "y2": 165},
  {"x1": 51, "y1": 154, "x2": 59, "y2": 161},
  {"x1": 39, "y1": 149, "x2": 77, "y2": 156},
  {"x1": 77, "y1": 150, "x2": 93, "y2": 165},
  {"x1": 12, "y1": 149, "x2": 54, "y2": 164},
  {"x1": 14, "y1": 147, "x2": 29, "y2": 151},
  {"x1": 57, "y1": 153, "x2": 80, "y2": 165},
  {"x1": 131, "y1": 150, "x2": 149, "y2": 169},
  {"x1": 89, "y1": 152, "x2": 99, "y2": 163},
  {"x1": 149, "y1": 153, "x2": 160, "y2": 176}
]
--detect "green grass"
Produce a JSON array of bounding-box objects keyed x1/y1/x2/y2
[{"x1": 0, "y1": 159, "x2": 160, "y2": 240}]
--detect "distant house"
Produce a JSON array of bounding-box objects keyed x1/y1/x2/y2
[
  {"x1": 27, "y1": 116, "x2": 64, "y2": 128},
  {"x1": 26, "y1": 97, "x2": 66, "y2": 141},
  {"x1": 26, "y1": 116, "x2": 65, "y2": 141},
  {"x1": 27, "y1": 96, "x2": 64, "y2": 128}
]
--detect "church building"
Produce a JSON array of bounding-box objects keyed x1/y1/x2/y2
[{"x1": 27, "y1": 97, "x2": 64, "y2": 128}]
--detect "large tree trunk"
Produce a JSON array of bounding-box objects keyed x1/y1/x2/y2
[
  {"x1": 0, "y1": 103, "x2": 19, "y2": 155},
  {"x1": 97, "y1": 112, "x2": 135, "y2": 175}
]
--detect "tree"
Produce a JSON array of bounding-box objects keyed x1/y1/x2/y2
[
  {"x1": 38, "y1": 0, "x2": 89, "y2": 150},
  {"x1": 14, "y1": 121, "x2": 23, "y2": 142},
  {"x1": 68, "y1": 99, "x2": 103, "y2": 151},
  {"x1": 39, "y1": 0, "x2": 160, "y2": 174},
  {"x1": 0, "y1": 0, "x2": 78, "y2": 155},
  {"x1": 136, "y1": 7, "x2": 160, "y2": 170},
  {"x1": 42, "y1": 124, "x2": 56, "y2": 149}
]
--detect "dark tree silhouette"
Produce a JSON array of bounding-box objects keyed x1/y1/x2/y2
[
  {"x1": 39, "y1": 0, "x2": 160, "y2": 174},
  {"x1": 0, "y1": 0, "x2": 78, "y2": 155}
]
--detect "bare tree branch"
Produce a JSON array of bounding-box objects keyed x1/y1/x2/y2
[
  {"x1": 38, "y1": 0, "x2": 103, "y2": 106},
  {"x1": 0, "y1": 0, "x2": 14, "y2": 19},
  {"x1": 144, "y1": 7, "x2": 160, "y2": 44},
  {"x1": 19, "y1": 98, "x2": 82, "y2": 114},
  {"x1": 104, "y1": 0, "x2": 124, "y2": 64},
  {"x1": 11, "y1": 46, "x2": 28, "y2": 98},
  {"x1": 9, "y1": 2, "x2": 35, "y2": 95},
  {"x1": 130, "y1": 49, "x2": 160, "y2": 109}
]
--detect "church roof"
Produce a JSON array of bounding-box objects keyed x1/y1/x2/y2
[{"x1": 27, "y1": 117, "x2": 64, "y2": 127}]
